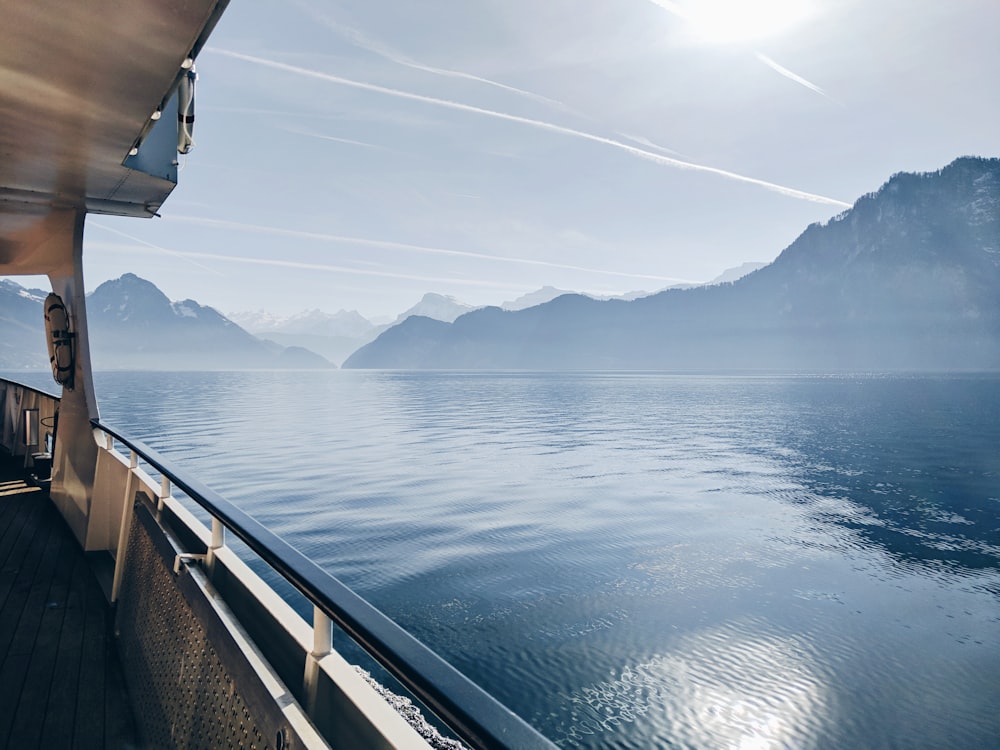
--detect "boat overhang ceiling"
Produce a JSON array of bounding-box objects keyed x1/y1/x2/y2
[{"x1": 0, "y1": 0, "x2": 229, "y2": 274}]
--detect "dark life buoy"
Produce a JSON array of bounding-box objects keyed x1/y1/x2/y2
[{"x1": 44, "y1": 293, "x2": 75, "y2": 389}]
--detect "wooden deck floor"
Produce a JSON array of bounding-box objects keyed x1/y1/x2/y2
[{"x1": 0, "y1": 453, "x2": 137, "y2": 749}]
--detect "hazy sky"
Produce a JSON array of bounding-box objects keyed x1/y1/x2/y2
[{"x1": 11, "y1": 0, "x2": 1000, "y2": 319}]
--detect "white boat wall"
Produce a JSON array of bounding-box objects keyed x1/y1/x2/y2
[{"x1": 0, "y1": 2, "x2": 552, "y2": 747}]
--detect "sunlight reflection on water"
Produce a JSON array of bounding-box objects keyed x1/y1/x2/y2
[{"x1": 555, "y1": 620, "x2": 828, "y2": 749}]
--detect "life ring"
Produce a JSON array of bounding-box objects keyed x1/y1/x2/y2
[
  {"x1": 177, "y1": 67, "x2": 196, "y2": 154},
  {"x1": 44, "y1": 293, "x2": 75, "y2": 389}
]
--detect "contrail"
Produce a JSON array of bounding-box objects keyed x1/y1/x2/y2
[
  {"x1": 646, "y1": 0, "x2": 688, "y2": 18},
  {"x1": 207, "y1": 47, "x2": 850, "y2": 207},
  {"x1": 91, "y1": 238, "x2": 684, "y2": 291},
  {"x1": 282, "y1": 126, "x2": 389, "y2": 151},
  {"x1": 88, "y1": 242, "x2": 526, "y2": 290},
  {"x1": 89, "y1": 221, "x2": 226, "y2": 276},
  {"x1": 644, "y1": 0, "x2": 835, "y2": 103},
  {"x1": 306, "y1": 9, "x2": 688, "y2": 159},
  {"x1": 288, "y1": 1, "x2": 571, "y2": 112},
  {"x1": 755, "y1": 53, "x2": 840, "y2": 104},
  {"x1": 164, "y1": 214, "x2": 699, "y2": 284},
  {"x1": 615, "y1": 132, "x2": 683, "y2": 157}
]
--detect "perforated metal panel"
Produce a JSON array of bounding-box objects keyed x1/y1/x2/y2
[{"x1": 116, "y1": 500, "x2": 305, "y2": 749}]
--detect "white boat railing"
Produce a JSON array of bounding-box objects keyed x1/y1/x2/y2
[
  {"x1": 92, "y1": 417, "x2": 554, "y2": 749},
  {"x1": 0, "y1": 379, "x2": 553, "y2": 750},
  {"x1": 1, "y1": 377, "x2": 552, "y2": 748}
]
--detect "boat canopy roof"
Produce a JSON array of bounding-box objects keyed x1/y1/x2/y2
[{"x1": 0, "y1": 0, "x2": 228, "y2": 272}]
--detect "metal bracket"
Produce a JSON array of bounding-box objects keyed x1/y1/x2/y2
[{"x1": 173, "y1": 553, "x2": 208, "y2": 574}]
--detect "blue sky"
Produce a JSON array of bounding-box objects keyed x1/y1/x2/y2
[{"x1": 12, "y1": 0, "x2": 1000, "y2": 319}]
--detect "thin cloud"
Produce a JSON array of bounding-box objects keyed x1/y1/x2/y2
[
  {"x1": 88, "y1": 221, "x2": 226, "y2": 276},
  {"x1": 164, "y1": 214, "x2": 698, "y2": 284},
  {"x1": 89, "y1": 241, "x2": 524, "y2": 290},
  {"x1": 290, "y1": 1, "x2": 571, "y2": 112},
  {"x1": 207, "y1": 47, "x2": 850, "y2": 208},
  {"x1": 646, "y1": 0, "x2": 688, "y2": 18},
  {"x1": 616, "y1": 133, "x2": 683, "y2": 157},
  {"x1": 282, "y1": 126, "x2": 389, "y2": 151},
  {"x1": 645, "y1": 0, "x2": 836, "y2": 103},
  {"x1": 200, "y1": 105, "x2": 340, "y2": 118},
  {"x1": 297, "y1": 9, "x2": 687, "y2": 162},
  {"x1": 755, "y1": 53, "x2": 840, "y2": 104}
]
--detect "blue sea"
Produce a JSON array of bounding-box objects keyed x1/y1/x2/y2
[{"x1": 21, "y1": 370, "x2": 1000, "y2": 748}]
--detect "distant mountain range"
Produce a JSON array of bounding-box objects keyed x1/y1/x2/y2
[
  {"x1": 227, "y1": 307, "x2": 378, "y2": 366},
  {"x1": 498, "y1": 265, "x2": 770, "y2": 309},
  {"x1": 0, "y1": 262, "x2": 765, "y2": 372},
  {"x1": 0, "y1": 280, "x2": 50, "y2": 370},
  {"x1": 0, "y1": 274, "x2": 334, "y2": 371},
  {"x1": 227, "y1": 265, "x2": 767, "y2": 364},
  {"x1": 12, "y1": 156, "x2": 991, "y2": 374},
  {"x1": 227, "y1": 292, "x2": 478, "y2": 365},
  {"x1": 344, "y1": 157, "x2": 1000, "y2": 371}
]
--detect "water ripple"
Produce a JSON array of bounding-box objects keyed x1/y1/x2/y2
[{"x1": 86, "y1": 370, "x2": 1000, "y2": 749}]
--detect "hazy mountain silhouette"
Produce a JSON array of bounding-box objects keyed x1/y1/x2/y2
[
  {"x1": 0, "y1": 280, "x2": 49, "y2": 370},
  {"x1": 221, "y1": 264, "x2": 765, "y2": 365},
  {"x1": 229, "y1": 308, "x2": 375, "y2": 338},
  {"x1": 229, "y1": 307, "x2": 376, "y2": 366},
  {"x1": 86, "y1": 274, "x2": 334, "y2": 369},
  {"x1": 228, "y1": 293, "x2": 480, "y2": 365},
  {"x1": 344, "y1": 157, "x2": 1000, "y2": 371},
  {"x1": 0, "y1": 274, "x2": 334, "y2": 370}
]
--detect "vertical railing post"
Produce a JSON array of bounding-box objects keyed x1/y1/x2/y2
[
  {"x1": 303, "y1": 606, "x2": 333, "y2": 715},
  {"x1": 206, "y1": 516, "x2": 225, "y2": 575},
  {"x1": 211, "y1": 517, "x2": 225, "y2": 550},
  {"x1": 110, "y1": 448, "x2": 138, "y2": 603},
  {"x1": 157, "y1": 475, "x2": 171, "y2": 519},
  {"x1": 10, "y1": 397, "x2": 22, "y2": 459},
  {"x1": 22, "y1": 406, "x2": 39, "y2": 468}
]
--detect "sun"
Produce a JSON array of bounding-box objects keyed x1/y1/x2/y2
[{"x1": 662, "y1": 0, "x2": 818, "y2": 46}]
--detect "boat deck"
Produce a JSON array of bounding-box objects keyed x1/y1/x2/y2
[{"x1": 0, "y1": 452, "x2": 136, "y2": 749}]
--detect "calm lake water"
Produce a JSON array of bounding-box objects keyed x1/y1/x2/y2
[{"x1": 20, "y1": 370, "x2": 1000, "y2": 748}]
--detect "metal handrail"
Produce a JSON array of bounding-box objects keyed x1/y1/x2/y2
[{"x1": 92, "y1": 418, "x2": 554, "y2": 750}]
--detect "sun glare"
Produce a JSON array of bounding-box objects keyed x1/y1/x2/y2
[{"x1": 673, "y1": 0, "x2": 817, "y2": 46}]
